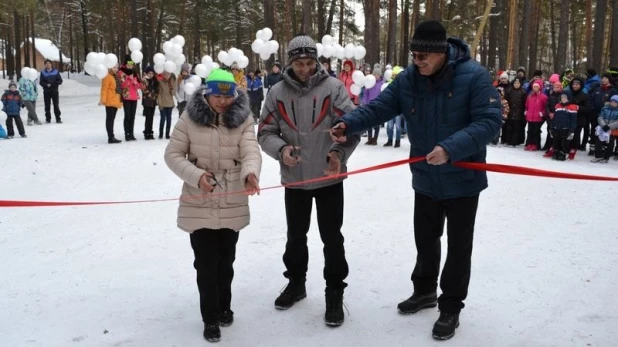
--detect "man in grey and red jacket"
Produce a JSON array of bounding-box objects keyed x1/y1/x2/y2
[{"x1": 258, "y1": 33, "x2": 359, "y2": 328}]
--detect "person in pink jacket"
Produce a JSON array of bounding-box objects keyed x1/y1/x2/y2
[
  {"x1": 339, "y1": 60, "x2": 358, "y2": 105},
  {"x1": 119, "y1": 60, "x2": 141, "y2": 141},
  {"x1": 524, "y1": 79, "x2": 548, "y2": 151}
]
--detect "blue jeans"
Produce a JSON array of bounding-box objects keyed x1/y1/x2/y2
[
  {"x1": 387, "y1": 115, "x2": 402, "y2": 141},
  {"x1": 159, "y1": 107, "x2": 173, "y2": 137}
]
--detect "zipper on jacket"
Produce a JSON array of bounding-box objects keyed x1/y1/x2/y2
[
  {"x1": 291, "y1": 100, "x2": 298, "y2": 126},
  {"x1": 312, "y1": 96, "x2": 317, "y2": 123}
]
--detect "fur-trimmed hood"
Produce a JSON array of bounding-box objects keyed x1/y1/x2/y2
[{"x1": 185, "y1": 88, "x2": 251, "y2": 128}]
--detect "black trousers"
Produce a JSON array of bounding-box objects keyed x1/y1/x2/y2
[
  {"x1": 190, "y1": 228, "x2": 239, "y2": 324},
  {"x1": 503, "y1": 119, "x2": 523, "y2": 146},
  {"x1": 574, "y1": 116, "x2": 589, "y2": 149},
  {"x1": 283, "y1": 182, "x2": 349, "y2": 289},
  {"x1": 551, "y1": 128, "x2": 571, "y2": 154},
  {"x1": 6, "y1": 115, "x2": 25, "y2": 137},
  {"x1": 595, "y1": 135, "x2": 617, "y2": 160},
  {"x1": 105, "y1": 107, "x2": 118, "y2": 139},
  {"x1": 177, "y1": 101, "x2": 187, "y2": 116},
  {"x1": 43, "y1": 90, "x2": 61, "y2": 121},
  {"x1": 411, "y1": 192, "x2": 479, "y2": 314},
  {"x1": 143, "y1": 106, "x2": 156, "y2": 136},
  {"x1": 250, "y1": 103, "x2": 261, "y2": 123},
  {"x1": 122, "y1": 100, "x2": 137, "y2": 136},
  {"x1": 588, "y1": 114, "x2": 599, "y2": 145},
  {"x1": 525, "y1": 122, "x2": 542, "y2": 147}
]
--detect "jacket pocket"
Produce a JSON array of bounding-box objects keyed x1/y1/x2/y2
[
  {"x1": 224, "y1": 168, "x2": 248, "y2": 206},
  {"x1": 180, "y1": 182, "x2": 206, "y2": 206}
]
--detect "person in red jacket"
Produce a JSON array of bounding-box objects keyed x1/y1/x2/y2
[
  {"x1": 339, "y1": 60, "x2": 358, "y2": 105},
  {"x1": 118, "y1": 60, "x2": 141, "y2": 141},
  {"x1": 524, "y1": 79, "x2": 548, "y2": 151}
]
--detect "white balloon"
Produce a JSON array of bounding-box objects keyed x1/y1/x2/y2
[
  {"x1": 268, "y1": 40, "x2": 279, "y2": 54},
  {"x1": 259, "y1": 43, "x2": 271, "y2": 56},
  {"x1": 262, "y1": 27, "x2": 273, "y2": 41},
  {"x1": 251, "y1": 39, "x2": 265, "y2": 54},
  {"x1": 195, "y1": 64, "x2": 209, "y2": 78},
  {"x1": 21, "y1": 67, "x2": 30, "y2": 77},
  {"x1": 84, "y1": 62, "x2": 96, "y2": 76},
  {"x1": 316, "y1": 43, "x2": 324, "y2": 57},
  {"x1": 104, "y1": 53, "x2": 118, "y2": 69},
  {"x1": 335, "y1": 46, "x2": 345, "y2": 60},
  {"x1": 0, "y1": 111, "x2": 6, "y2": 118},
  {"x1": 256, "y1": 29, "x2": 264, "y2": 41},
  {"x1": 323, "y1": 45, "x2": 333, "y2": 58},
  {"x1": 322, "y1": 35, "x2": 334, "y2": 46},
  {"x1": 97, "y1": 52, "x2": 107, "y2": 65},
  {"x1": 27, "y1": 68, "x2": 39, "y2": 81},
  {"x1": 350, "y1": 83, "x2": 362, "y2": 96},
  {"x1": 95, "y1": 64, "x2": 108, "y2": 79},
  {"x1": 162, "y1": 41, "x2": 173, "y2": 54},
  {"x1": 217, "y1": 51, "x2": 229, "y2": 64},
  {"x1": 381, "y1": 83, "x2": 388, "y2": 92},
  {"x1": 353, "y1": 45, "x2": 367, "y2": 60},
  {"x1": 172, "y1": 35, "x2": 186, "y2": 47},
  {"x1": 228, "y1": 48, "x2": 240, "y2": 62},
  {"x1": 384, "y1": 69, "x2": 393, "y2": 81},
  {"x1": 260, "y1": 52, "x2": 271, "y2": 60},
  {"x1": 237, "y1": 55, "x2": 249, "y2": 69},
  {"x1": 154, "y1": 64, "x2": 165, "y2": 74},
  {"x1": 344, "y1": 43, "x2": 355, "y2": 59},
  {"x1": 164, "y1": 60, "x2": 177, "y2": 73},
  {"x1": 364, "y1": 74, "x2": 377, "y2": 89},
  {"x1": 188, "y1": 75, "x2": 203, "y2": 87},
  {"x1": 201, "y1": 55, "x2": 213, "y2": 66},
  {"x1": 352, "y1": 70, "x2": 365, "y2": 85},
  {"x1": 174, "y1": 54, "x2": 186, "y2": 66},
  {"x1": 86, "y1": 52, "x2": 98, "y2": 64},
  {"x1": 153, "y1": 53, "x2": 166, "y2": 65},
  {"x1": 211, "y1": 63, "x2": 220, "y2": 70},
  {"x1": 165, "y1": 53, "x2": 175, "y2": 61},
  {"x1": 130, "y1": 50, "x2": 143, "y2": 64},
  {"x1": 184, "y1": 82, "x2": 196, "y2": 96},
  {"x1": 170, "y1": 43, "x2": 183, "y2": 57},
  {"x1": 128, "y1": 38, "x2": 142, "y2": 52}
]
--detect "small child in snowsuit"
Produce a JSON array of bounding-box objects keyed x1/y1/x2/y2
[
  {"x1": 550, "y1": 93, "x2": 578, "y2": 161},
  {"x1": 591, "y1": 95, "x2": 618, "y2": 163},
  {"x1": 491, "y1": 87, "x2": 510, "y2": 145},
  {"x1": 1, "y1": 81, "x2": 26, "y2": 139}
]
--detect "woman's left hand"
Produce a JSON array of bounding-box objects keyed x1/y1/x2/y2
[{"x1": 245, "y1": 173, "x2": 260, "y2": 196}]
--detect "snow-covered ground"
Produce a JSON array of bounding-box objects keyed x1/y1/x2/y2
[{"x1": 1, "y1": 75, "x2": 617, "y2": 347}]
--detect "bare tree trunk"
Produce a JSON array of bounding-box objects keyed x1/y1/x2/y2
[
  {"x1": 591, "y1": 0, "x2": 608, "y2": 71},
  {"x1": 571, "y1": 0, "x2": 578, "y2": 68},
  {"x1": 506, "y1": 0, "x2": 518, "y2": 69},
  {"x1": 30, "y1": 8, "x2": 36, "y2": 68},
  {"x1": 430, "y1": 0, "x2": 441, "y2": 20},
  {"x1": 291, "y1": 0, "x2": 298, "y2": 34},
  {"x1": 326, "y1": 0, "x2": 337, "y2": 34},
  {"x1": 364, "y1": 0, "x2": 380, "y2": 64},
  {"x1": 399, "y1": 0, "x2": 411, "y2": 67},
  {"x1": 610, "y1": 0, "x2": 618, "y2": 67},
  {"x1": 386, "y1": 0, "x2": 397, "y2": 65},
  {"x1": 527, "y1": 0, "x2": 541, "y2": 74},
  {"x1": 471, "y1": 0, "x2": 493, "y2": 60},
  {"x1": 155, "y1": 2, "x2": 166, "y2": 52},
  {"x1": 130, "y1": 0, "x2": 138, "y2": 38},
  {"x1": 69, "y1": 14, "x2": 74, "y2": 71},
  {"x1": 264, "y1": 0, "x2": 276, "y2": 68},
  {"x1": 488, "y1": 0, "x2": 501, "y2": 70},
  {"x1": 585, "y1": 0, "x2": 593, "y2": 68},
  {"x1": 80, "y1": 0, "x2": 89, "y2": 59},
  {"x1": 23, "y1": 15, "x2": 30, "y2": 69},
  {"x1": 496, "y1": 0, "x2": 507, "y2": 69},
  {"x1": 14, "y1": 11, "x2": 22, "y2": 79},
  {"x1": 317, "y1": 0, "x2": 326, "y2": 38},
  {"x1": 301, "y1": 0, "x2": 313, "y2": 35},
  {"x1": 411, "y1": 0, "x2": 420, "y2": 36},
  {"x1": 518, "y1": 0, "x2": 531, "y2": 71},
  {"x1": 555, "y1": 0, "x2": 569, "y2": 72}
]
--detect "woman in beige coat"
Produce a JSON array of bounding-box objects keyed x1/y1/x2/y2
[{"x1": 164, "y1": 69, "x2": 261, "y2": 343}]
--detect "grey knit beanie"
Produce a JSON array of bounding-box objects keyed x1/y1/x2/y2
[{"x1": 287, "y1": 35, "x2": 318, "y2": 63}]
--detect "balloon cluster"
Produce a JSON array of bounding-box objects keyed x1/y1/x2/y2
[
  {"x1": 84, "y1": 52, "x2": 119, "y2": 79},
  {"x1": 350, "y1": 70, "x2": 377, "y2": 96},
  {"x1": 251, "y1": 28, "x2": 279, "y2": 60},
  {"x1": 183, "y1": 55, "x2": 220, "y2": 96},
  {"x1": 127, "y1": 38, "x2": 144, "y2": 65},
  {"x1": 152, "y1": 35, "x2": 186, "y2": 74},
  {"x1": 381, "y1": 68, "x2": 394, "y2": 92},
  {"x1": 217, "y1": 48, "x2": 249, "y2": 69},
  {"x1": 20, "y1": 67, "x2": 39, "y2": 81},
  {"x1": 316, "y1": 35, "x2": 366, "y2": 61}
]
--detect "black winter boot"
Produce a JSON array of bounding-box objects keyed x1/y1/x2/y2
[
  {"x1": 219, "y1": 310, "x2": 234, "y2": 327},
  {"x1": 588, "y1": 144, "x2": 595, "y2": 156},
  {"x1": 108, "y1": 137, "x2": 122, "y2": 144},
  {"x1": 432, "y1": 312, "x2": 460, "y2": 340},
  {"x1": 394, "y1": 139, "x2": 400, "y2": 148},
  {"x1": 203, "y1": 322, "x2": 221, "y2": 342},
  {"x1": 274, "y1": 280, "x2": 307, "y2": 310},
  {"x1": 397, "y1": 292, "x2": 437, "y2": 314},
  {"x1": 324, "y1": 287, "x2": 344, "y2": 327},
  {"x1": 383, "y1": 140, "x2": 393, "y2": 147}
]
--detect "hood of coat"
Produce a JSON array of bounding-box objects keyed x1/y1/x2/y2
[
  {"x1": 185, "y1": 88, "x2": 251, "y2": 129},
  {"x1": 569, "y1": 76, "x2": 585, "y2": 94}
]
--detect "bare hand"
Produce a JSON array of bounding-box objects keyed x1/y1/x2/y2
[
  {"x1": 198, "y1": 172, "x2": 216, "y2": 193},
  {"x1": 426, "y1": 146, "x2": 449, "y2": 165},
  {"x1": 282, "y1": 146, "x2": 301, "y2": 167},
  {"x1": 330, "y1": 123, "x2": 347, "y2": 143},
  {"x1": 98, "y1": 101, "x2": 103, "y2": 106},
  {"x1": 549, "y1": 113, "x2": 554, "y2": 120},
  {"x1": 324, "y1": 152, "x2": 342, "y2": 176},
  {"x1": 245, "y1": 173, "x2": 260, "y2": 196}
]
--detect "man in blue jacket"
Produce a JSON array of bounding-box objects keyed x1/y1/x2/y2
[
  {"x1": 39, "y1": 59, "x2": 63, "y2": 123},
  {"x1": 330, "y1": 20, "x2": 502, "y2": 340}
]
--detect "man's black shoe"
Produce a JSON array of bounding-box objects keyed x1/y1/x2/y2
[
  {"x1": 219, "y1": 310, "x2": 234, "y2": 327},
  {"x1": 324, "y1": 287, "x2": 344, "y2": 327},
  {"x1": 432, "y1": 312, "x2": 460, "y2": 340},
  {"x1": 397, "y1": 292, "x2": 437, "y2": 314},
  {"x1": 203, "y1": 322, "x2": 221, "y2": 342},
  {"x1": 274, "y1": 281, "x2": 306, "y2": 310}
]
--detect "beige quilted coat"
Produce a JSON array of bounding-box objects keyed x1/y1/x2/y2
[{"x1": 164, "y1": 89, "x2": 262, "y2": 232}]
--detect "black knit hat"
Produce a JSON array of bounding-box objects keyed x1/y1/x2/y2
[
  {"x1": 410, "y1": 20, "x2": 448, "y2": 53},
  {"x1": 533, "y1": 70, "x2": 543, "y2": 78},
  {"x1": 586, "y1": 69, "x2": 597, "y2": 77}
]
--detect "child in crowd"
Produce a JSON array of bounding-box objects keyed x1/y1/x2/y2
[
  {"x1": 2, "y1": 81, "x2": 26, "y2": 139},
  {"x1": 550, "y1": 93, "x2": 578, "y2": 161},
  {"x1": 592, "y1": 95, "x2": 618, "y2": 163}
]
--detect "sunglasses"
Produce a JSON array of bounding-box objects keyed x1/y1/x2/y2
[{"x1": 411, "y1": 52, "x2": 429, "y2": 61}]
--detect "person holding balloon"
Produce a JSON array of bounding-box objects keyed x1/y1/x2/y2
[
  {"x1": 18, "y1": 69, "x2": 41, "y2": 126},
  {"x1": 119, "y1": 59, "x2": 141, "y2": 141},
  {"x1": 98, "y1": 64, "x2": 123, "y2": 144},
  {"x1": 157, "y1": 71, "x2": 176, "y2": 139}
]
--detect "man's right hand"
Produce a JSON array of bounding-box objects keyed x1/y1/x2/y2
[
  {"x1": 282, "y1": 146, "x2": 301, "y2": 167},
  {"x1": 330, "y1": 122, "x2": 347, "y2": 143}
]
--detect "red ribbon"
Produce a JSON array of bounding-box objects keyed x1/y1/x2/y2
[{"x1": 2, "y1": 157, "x2": 617, "y2": 208}]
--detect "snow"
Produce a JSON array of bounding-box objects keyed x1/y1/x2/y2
[
  {"x1": 1, "y1": 74, "x2": 618, "y2": 346},
  {"x1": 22, "y1": 38, "x2": 71, "y2": 63}
]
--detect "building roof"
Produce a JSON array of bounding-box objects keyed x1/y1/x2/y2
[{"x1": 21, "y1": 38, "x2": 71, "y2": 62}]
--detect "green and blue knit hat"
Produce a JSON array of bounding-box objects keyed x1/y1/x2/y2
[{"x1": 205, "y1": 69, "x2": 236, "y2": 97}]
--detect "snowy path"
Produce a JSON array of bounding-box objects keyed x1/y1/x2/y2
[{"x1": 1, "y1": 76, "x2": 617, "y2": 346}]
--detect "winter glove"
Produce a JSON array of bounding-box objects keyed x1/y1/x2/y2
[
  {"x1": 602, "y1": 125, "x2": 611, "y2": 132},
  {"x1": 567, "y1": 132, "x2": 574, "y2": 141}
]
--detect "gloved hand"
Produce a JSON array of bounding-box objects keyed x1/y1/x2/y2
[
  {"x1": 567, "y1": 132, "x2": 574, "y2": 141},
  {"x1": 602, "y1": 125, "x2": 611, "y2": 132}
]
